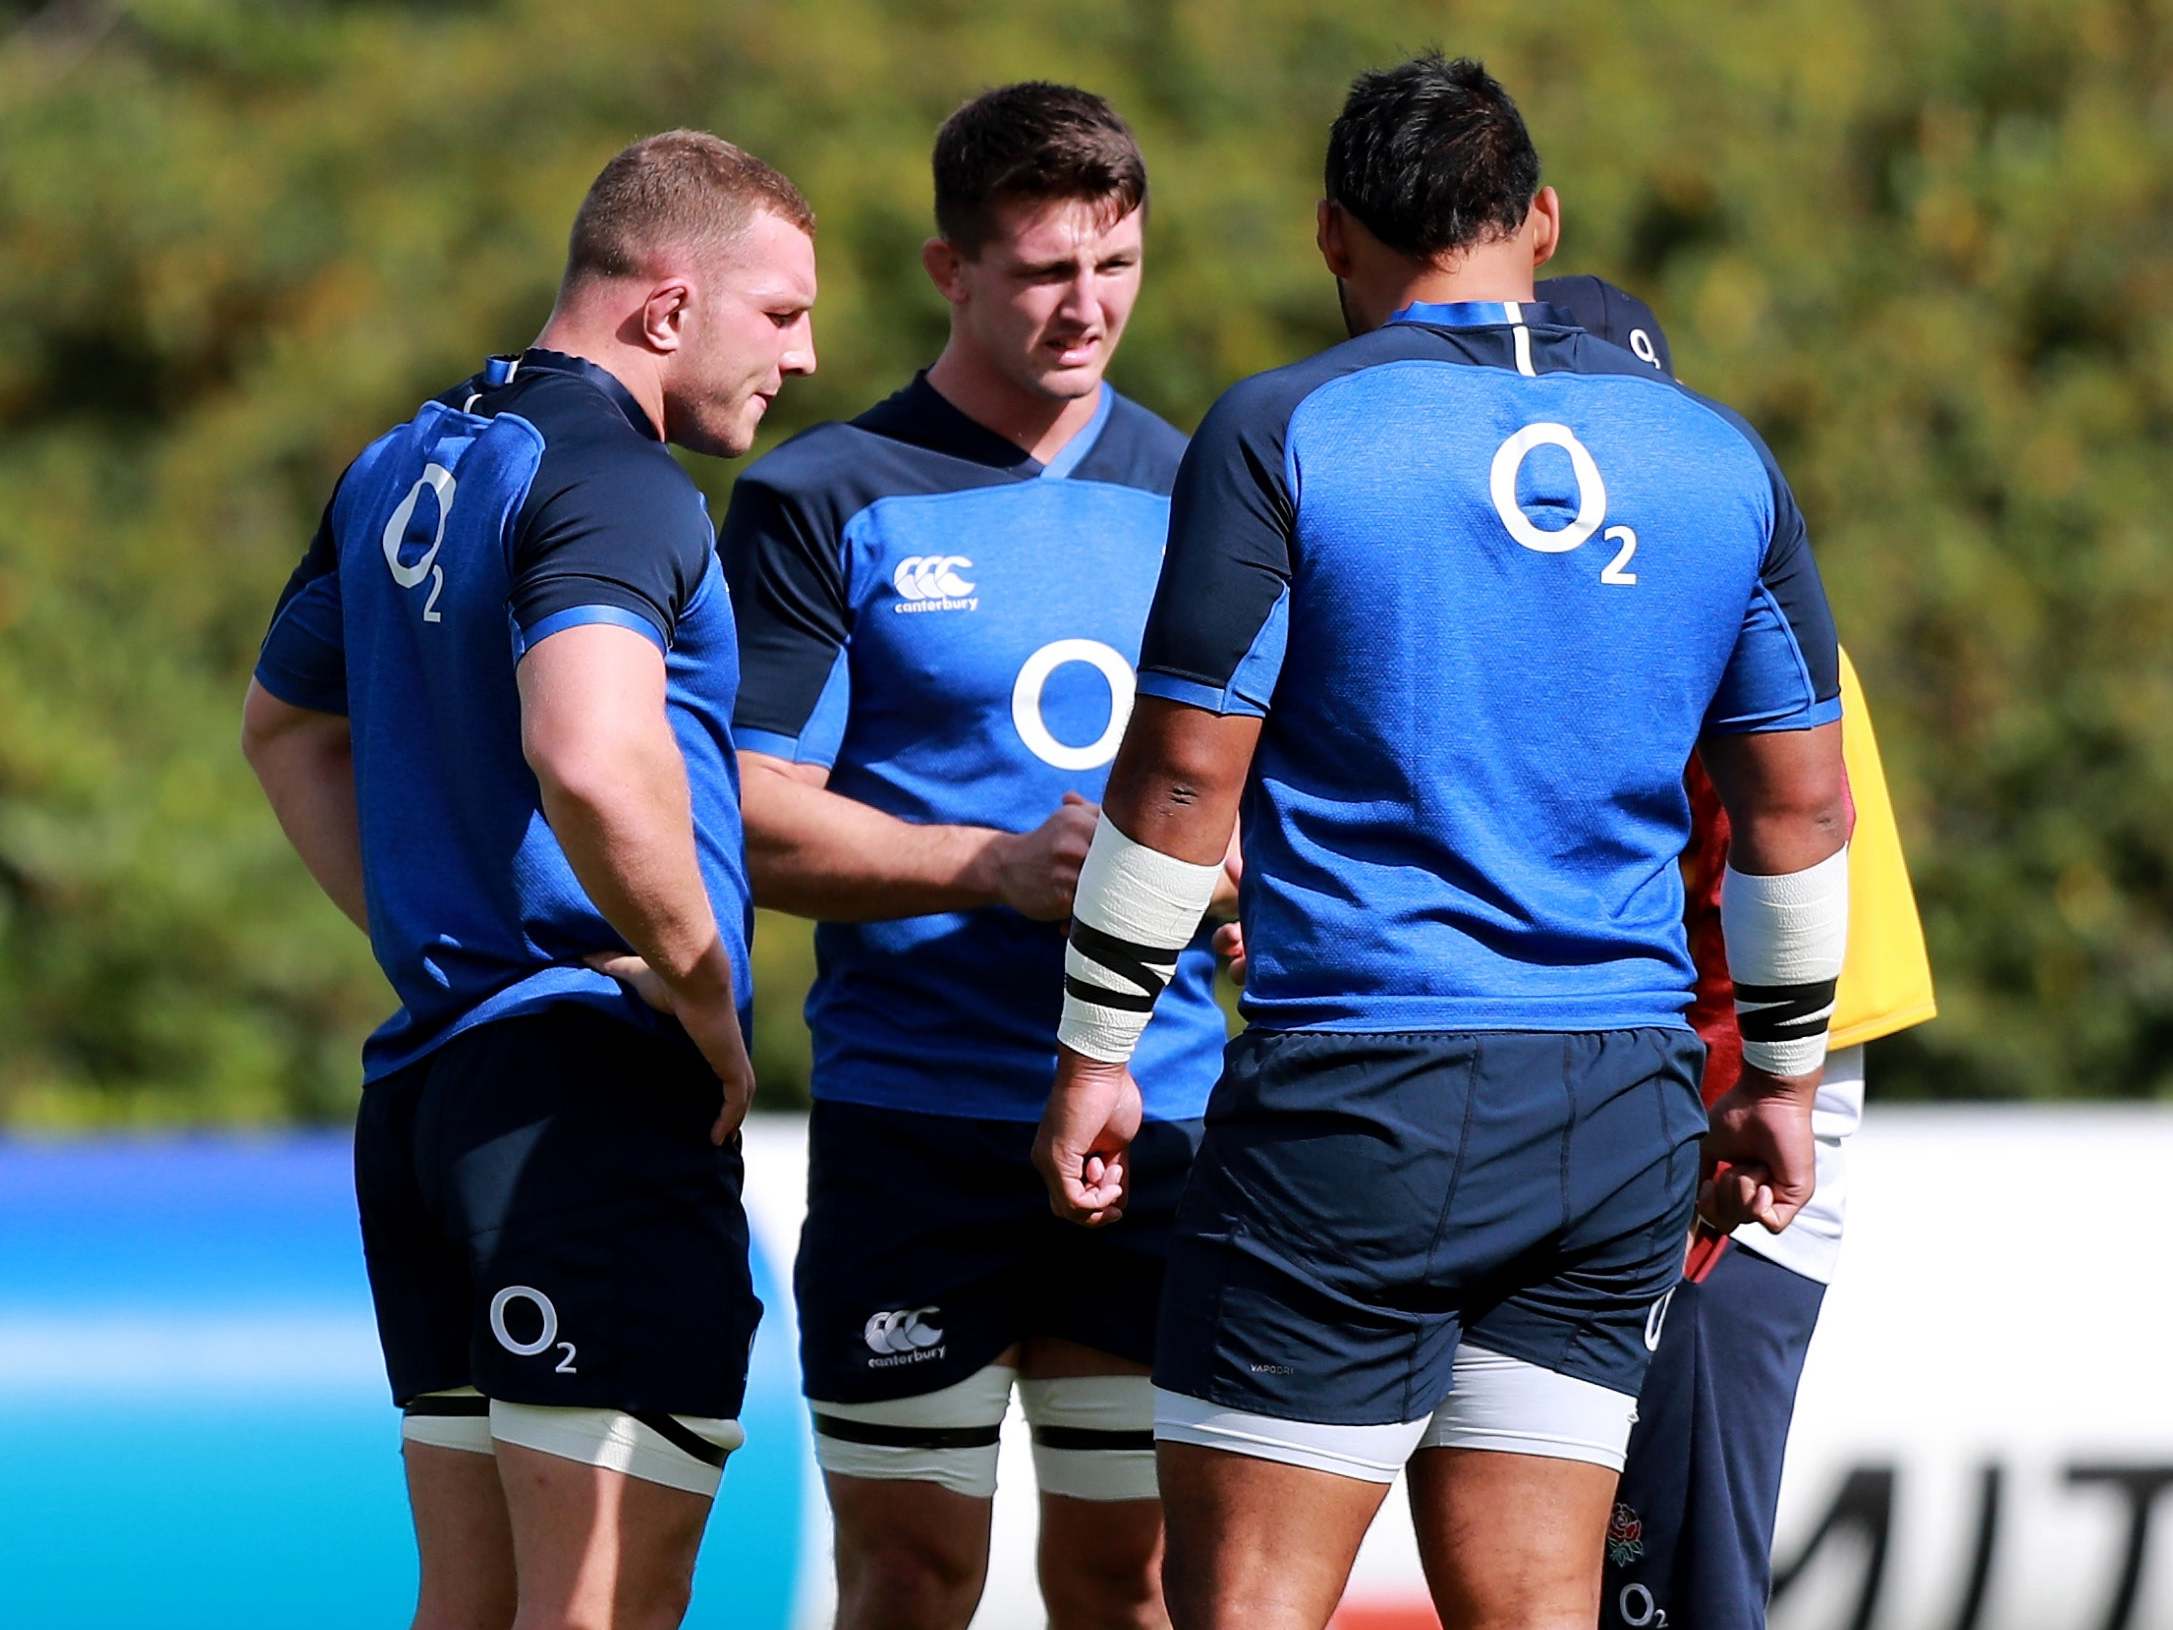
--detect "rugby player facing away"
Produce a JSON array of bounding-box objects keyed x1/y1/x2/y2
[
  {"x1": 1534, "y1": 275, "x2": 1937, "y2": 1630},
  {"x1": 242, "y1": 133, "x2": 814, "y2": 1630},
  {"x1": 718, "y1": 84, "x2": 1232, "y2": 1630},
  {"x1": 1035, "y1": 56, "x2": 1850, "y2": 1630}
]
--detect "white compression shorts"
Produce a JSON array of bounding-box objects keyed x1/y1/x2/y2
[
  {"x1": 1154, "y1": 1343, "x2": 1640, "y2": 1483},
  {"x1": 399, "y1": 1388, "x2": 744, "y2": 1498},
  {"x1": 810, "y1": 1366, "x2": 1160, "y2": 1502}
]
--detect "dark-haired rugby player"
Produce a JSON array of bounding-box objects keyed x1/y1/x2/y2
[
  {"x1": 1037, "y1": 55, "x2": 1850, "y2": 1630},
  {"x1": 720, "y1": 83, "x2": 1233, "y2": 1630}
]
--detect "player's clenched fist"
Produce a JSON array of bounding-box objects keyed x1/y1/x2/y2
[
  {"x1": 1698, "y1": 1067, "x2": 1818, "y2": 1234},
  {"x1": 991, "y1": 791, "x2": 1100, "y2": 920},
  {"x1": 1034, "y1": 1052, "x2": 1143, "y2": 1227}
]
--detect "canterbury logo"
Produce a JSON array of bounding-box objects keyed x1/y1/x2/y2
[
  {"x1": 864, "y1": 1307, "x2": 944, "y2": 1355},
  {"x1": 893, "y1": 555, "x2": 976, "y2": 601}
]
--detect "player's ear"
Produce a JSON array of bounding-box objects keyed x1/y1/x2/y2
[
  {"x1": 921, "y1": 236, "x2": 969, "y2": 305},
  {"x1": 1318, "y1": 198, "x2": 1360, "y2": 278},
  {"x1": 638, "y1": 277, "x2": 694, "y2": 355},
  {"x1": 1526, "y1": 186, "x2": 1562, "y2": 272}
]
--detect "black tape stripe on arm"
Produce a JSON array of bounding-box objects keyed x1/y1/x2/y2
[
  {"x1": 404, "y1": 1394, "x2": 489, "y2": 1418},
  {"x1": 1030, "y1": 1425, "x2": 1157, "y2": 1453},
  {"x1": 1735, "y1": 978, "x2": 1840, "y2": 1043},
  {"x1": 1067, "y1": 920, "x2": 1182, "y2": 1006},
  {"x1": 630, "y1": 1410, "x2": 731, "y2": 1468},
  {"x1": 1064, "y1": 974, "x2": 1158, "y2": 1013},
  {"x1": 811, "y1": 1414, "x2": 1003, "y2": 1451}
]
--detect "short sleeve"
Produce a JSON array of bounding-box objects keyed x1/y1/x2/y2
[
  {"x1": 255, "y1": 488, "x2": 349, "y2": 715},
  {"x1": 718, "y1": 469, "x2": 853, "y2": 767},
  {"x1": 1134, "y1": 380, "x2": 1298, "y2": 718},
  {"x1": 509, "y1": 442, "x2": 709, "y2": 658},
  {"x1": 1704, "y1": 435, "x2": 1842, "y2": 735}
]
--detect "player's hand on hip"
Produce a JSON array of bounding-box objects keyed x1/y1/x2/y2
[
  {"x1": 588, "y1": 952, "x2": 673, "y2": 1014},
  {"x1": 1699, "y1": 1064, "x2": 1818, "y2": 1234},
  {"x1": 588, "y1": 951, "x2": 754, "y2": 1143},
  {"x1": 1212, "y1": 921, "x2": 1248, "y2": 987},
  {"x1": 677, "y1": 989, "x2": 757, "y2": 1144},
  {"x1": 1034, "y1": 1051, "x2": 1143, "y2": 1227},
  {"x1": 991, "y1": 793, "x2": 1100, "y2": 920}
]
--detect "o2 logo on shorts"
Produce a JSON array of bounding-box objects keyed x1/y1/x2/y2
[
  {"x1": 490, "y1": 1283, "x2": 578, "y2": 1374},
  {"x1": 382, "y1": 463, "x2": 455, "y2": 624},
  {"x1": 1488, "y1": 423, "x2": 1639, "y2": 586},
  {"x1": 1616, "y1": 1583, "x2": 1669, "y2": 1627},
  {"x1": 1011, "y1": 638, "x2": 1135, "y2": 771}
]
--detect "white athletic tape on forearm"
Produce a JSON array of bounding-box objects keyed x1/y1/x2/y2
[
  {"x1": 1721, "y1": 847, "x2": 1849, "y2": 1076},
  {"x1": 1058, "y1": 818, "x2": 1221, "y2": 1064}
]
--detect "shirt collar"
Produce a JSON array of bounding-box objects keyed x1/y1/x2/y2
[
  {"x1": 891, "y1": 372, "x2": 1115, "y2": 480},
  {"x1": 501, "y1": 348, "x2": 663, "y2": 441},
  {"x1": 1386, "y1": 299, "x2": 1574, "y2": 331}
]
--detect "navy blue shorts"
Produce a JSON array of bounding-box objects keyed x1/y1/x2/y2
[
  {"x1": 795, "y1": 1100, "x2": 1204, "y2": 1404},
  {"x1": 354, "y1": 1006, "x2": 763, "y2": 1421},
  {"x1": 1602, "y1": 1240, "x2": 1826, "y2": 1630},
  {"x1": 1155, "y1": 1027, "x2": 1706, "y2": 1424}
]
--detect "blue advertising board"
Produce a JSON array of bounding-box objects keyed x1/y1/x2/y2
[{"x1": 0, "y1": 1136, "x2": 806, "y2": 1629}]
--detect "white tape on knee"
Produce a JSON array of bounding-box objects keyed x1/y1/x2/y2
[
  {"x1": 808, "y1": 1364, "x2": 1014, "y2": 1501},
  {"x1": 487, "y1": 1401, "x2": 744, "y2": 1498},
  {"x1": 1019, "y1": 1374, "x2": 1159, "y2": 1502},
  {"x1": 401, "y1": 1386, "x2": 492, "y2": 1456},
  {"x1": 1059, "y1": 820, "x2": 1222, "y2": 1064},
  {"x1": 1721, "y1": 848, "x2": 1849, "y2": 1076}
]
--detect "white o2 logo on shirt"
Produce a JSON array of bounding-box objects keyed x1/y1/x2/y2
[
  {"x1": 1011, "y1": 638, "x2": 1135, "y2": 771},
  {"x1": 382, "y1": 463, "x2": 455, "y2": 623},
  {"x1": 1488, "y1": 423, "x2": 1638, "y2": 585}
]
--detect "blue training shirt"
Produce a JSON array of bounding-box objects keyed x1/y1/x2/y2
[
  {"x1": 255, "y1": 348, "x2": 755, "y2": 1082},
  {"x1": 1138, "y1": 301, "x2": 1841, "y2": 1035},
  {"x1": 721, "y1": 375, "x2": 1227, "y2": 1123}
]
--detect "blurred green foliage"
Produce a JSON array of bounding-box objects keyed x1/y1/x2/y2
[{"x1": 2, "y1": 0, "x2": 2169, "y2": 1127}]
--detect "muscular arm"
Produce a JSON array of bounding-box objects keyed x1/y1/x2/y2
[
  {"x1": 741, "y1": 749, "x2": 1236, "y2": 924},
  {"x1": 1695, "y1": 718, "x2": 1851, "y2": 1233},
  {"x1": 519, "y1": 624, "x2": 728, "y2": 992},
  {"x1": 1100, "y1": 698, "x2": 1263, "y2": 868},
  {"x1": 241, "y1": 680, "x2": 368, "y2": 933},
  {"x1": 1033, "y1": 700, "x2": 1260, "y2": 1226},
  {"x1": 741, "y1": 751, "x2": 1078, "y2": 921},
  {"x1": 1699, "y1": 720, "x2": 1849, "y2": 875},
  {"x1": 520, "y1": 622, "x2": 754, "y2": 1137}
]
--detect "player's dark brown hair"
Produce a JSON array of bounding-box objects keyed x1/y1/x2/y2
[
  {"x1": 1325, "y1": 54, "x2": 1541, "y2": 262},
  {"x1": 562, "y1": 130, "x2": 814, "y2": 287},
  {"x1": 932, "y1": 83, "x2": 1146, "y2": 255}
]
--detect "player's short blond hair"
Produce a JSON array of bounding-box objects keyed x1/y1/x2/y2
[{"x1": 562, "y1": 130, "x2": 813, "y2": 288}]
